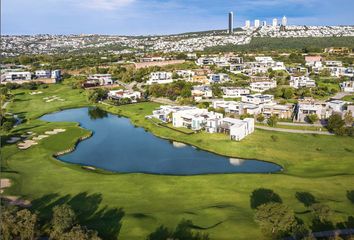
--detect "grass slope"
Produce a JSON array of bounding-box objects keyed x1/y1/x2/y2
[{"x1": 1, "y1": 84, "x2": 354, "y2": 240}]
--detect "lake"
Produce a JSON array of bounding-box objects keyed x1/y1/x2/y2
[{"x1": 40, "y1": 107, "x2": 282, "y2": 175}]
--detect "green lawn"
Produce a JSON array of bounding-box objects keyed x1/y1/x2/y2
[
  {"x1": 342, "y1": 94, "x2": 354, "y2": 103},
  {"x1": 256, "y1": 123, "x2": 328, "y2": 132},
  {"x1": 1, "y1": 84, "x2": 354, "y2": 240}
]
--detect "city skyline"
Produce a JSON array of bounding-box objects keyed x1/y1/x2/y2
[{"x1": 2, "y1": 0, "x2": 354, "y2": 35}]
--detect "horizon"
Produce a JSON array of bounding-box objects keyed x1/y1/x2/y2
[{"x1": 2, "y1": 0, "x2": 354, "y2": 35}]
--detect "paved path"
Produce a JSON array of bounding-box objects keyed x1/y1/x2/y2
[
  {"x1": 255, "y1": 125, "x2": 334, "y2": 135},
  {"x1": 331, "y1": 91, "x2": 352, "y2": 100},
  {"x1": 2, "y1": 101, "x2": 10, "y2": 109},
  {"x1": 278, "y1": 122, "x2": 325, "y2": 127}
]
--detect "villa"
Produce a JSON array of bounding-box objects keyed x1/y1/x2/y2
[
  {"x1": 241, "y1": 94, "x2": 274, "y2": 105},
  {"x1": 108, "y1": 90, "x2": 141, "y2": 102},
  {"x1": 249, "y1": 78, "x2": 277, "y2": 92},
  {"x1": 289, "y1": 76, "x2": 316, "y2": 88},
  {"x1": 340, "y1": 80, "x2": 354, "y2": 92},
  {"x1": 172, "y1": 108, "x2": 223, "y2": 131},
  {"x1": 222, "y1": 87, "x2": 250, "y2": 98},
  {"x1": 146, "y1": 72, "x2": 173, "y2": 85},
  {"x1": 151, "y1": 105, "x2": 196, "y2": 122},
  {"x1": 206, "y1": 117, "x2": 255, "y2": 141},
  {"x1": 191, "y1": 85, "x2": 213, "y2": 100},
  {"x1": 85, "y1": 74, "x2": 113, "y2": 86}
]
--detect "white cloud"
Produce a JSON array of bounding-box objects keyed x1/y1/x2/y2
[{"x1": 78, "y1": 0, "x2": 135, "y2": 10}]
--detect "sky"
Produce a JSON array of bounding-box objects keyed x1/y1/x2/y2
[{"x1": 2, "y1": 0, "x2": 354, "y2": 35}]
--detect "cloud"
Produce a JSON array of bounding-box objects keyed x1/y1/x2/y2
[{"x1": 78, "y1": 0, "x2": 135, "y2": 10}]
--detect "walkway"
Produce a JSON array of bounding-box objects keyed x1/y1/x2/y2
[
  {"x1": 278, "y1": 122, "x2": 325, "y2": 127},
  {"x1": 255, "y1": 125, "x2": 334, "y2": 135},
  {"x1": 331, "y1": 91, "x2": 352, "y2": 100},
  {"x1": 150, "y1": 97, "x2": 177, "y2": 105}
]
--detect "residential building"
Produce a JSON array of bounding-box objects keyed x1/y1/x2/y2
[
  {"x1": 289, "y1": 76, "x2": 316, "y2": 88},
  {"x1": 245, "y1": 20, "x2": 251, "y2": 29},
  {"x1": 152, "y1": 105, "x2": 196, "y2": 122},
  {"x1": 172, "y1": 108, "x2": 223, "y2": 130},
  {"x1": 229, "y1": 12, "x2": 234, "y2": 34},
  {"x1": 340, "y1": 81, "x2": 354, "y2": 92},
  {"x1": 326, "y1": 100, "x2": 347, "y2": 113},
  {"x1": 207, "y1": 117, "x2": 254, "y2": 141},
  {"x1": 262, "y1": 104, "x2": 293, "y2": 119},
  {"x1": 325, "y1": 61, "x2": 343, "y2": 67},
  {"x1": 222, "y1": 87, "x2": 250, "y2": 98},
  {"x1": 241, "y1": 94, "x2": 274, "y2": 105},
  {"x1": 254, "y1": 19, "x2": 260, "y2": 28},
  {"x1": 294, "y1": 98, "x2": 332, "y2": 122},
  {"x1": 146, "y1": 72, "x2": 173, "y2": 85},
  {"x1": 176, "y1": 70, "x2": 195, "y2": 80},
  {"x1": 86, "y1": 74, "x2": 113, "y2": 86},
  {"x1": 192, "y1": 85, "x2": 213, "y2": 99},
  {"x1": 282, "y1": 16, "x2": 287, "y2": 26},
  {"x1": 35, "y1": 70, "x2": 51, "y2": 78},
  {"x1": 1, "y1": 71, "x2": 32, "y2": 82},
  {"x1": 305, "y1": 56, "x2": 323, "y2": 68},
  {"x1": 108, "y1": 90, "x2": 141, "y2": 102},
  {"x1": 191, "y1": 75, "x2": 209, "y2": 84},
  {"x1": 272, "y1": 18, "x2": 278, "y2": 27},
  {"x1": 51, "y1": 70, "x2": 62, "y2": 81},
  {"x1": 249, "y1": 79, "x2": 277, "y2": 92},
  {"x1": 208, "y1": 73, "x2": 230, "y2": 83}
]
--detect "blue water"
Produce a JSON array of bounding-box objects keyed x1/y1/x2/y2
[{"x1": 40, "y1": 107, "x2": 282, "y2": 175}]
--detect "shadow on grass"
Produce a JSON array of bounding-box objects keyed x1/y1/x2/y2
[
  {"x1": 31, "y1": 192, "x2": 124, "y2": 240},
  {"x1": 295, "y1": 192, "x2": 317, "y2": 207},
  {"x1": 250, "y1": 188, "x2": 282, "y2": 209},
  {"x1": 347, "y1": 190, "x2": 354, "y2": 204}
]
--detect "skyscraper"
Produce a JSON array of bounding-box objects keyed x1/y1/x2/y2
[
  {"x1": 254, "y1": 19, "x2": 260, "y2": 28},
  {"x1": 262, "y1": 21, "x2": 267, "y2": 27},
  {"x1": 245, "y1": 20, "x2": 251, "y2": 29},
  {"x1": 282, "y1": 16, "x2": 287, "y2": 26},
  {"x1": 228, "y1": 12, "x2": 234, "y2": 34},
  {"x1": 272, "y1": 18, "x2": 278, "y2": 27}
]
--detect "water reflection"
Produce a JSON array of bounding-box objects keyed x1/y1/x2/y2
[{"x1": 88, "y1": 107, "x2": 108, "y2": 120}]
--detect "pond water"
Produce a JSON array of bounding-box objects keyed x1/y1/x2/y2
[{"x1": 40, "y1": 107, "x2": 282, "y2": 175}]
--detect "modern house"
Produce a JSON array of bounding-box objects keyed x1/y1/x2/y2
[
  {"x1": 191, "y1": 85, "x2": 213, "y2": 100},
  {"x1": 108, "y1": 90, "x2": 141, "y2": 102},
  {"x1": 289, "y1": 76, "x2": 316, "y2": 88},
  {"x1": 146, "y1": 72, "x2": 173, "y2": 85},
  {"x1": 222, "y1": 87, "x2": 250, "y2": 98},
  {"x1": 294, "y1": 98, "x2": 331, "y2": 122},
  {"x1": 249, "y1": 78, "x2": 277, "y2": 92},
  {"x1": 206, "y1": 117, "x2": 255, "y2": 141},
  {"x1": 86, "y1": 74, "x2": 113, "y2": 86},
  {"x1": 340, "y1": 81, "x2": 354, "y2": 92},
  {"x1": 151, "y1": 105, "x2": 196, "y2": 122},
  {"x1": 1, "y1": 71, "x2": 32, "y2": 82},
  {"x1": 241, "y1": 94, "x2": 274, "y2": 105},
  {"x1": 208, "y1": 73, "x2": 230, "y2": 83},
  {"x1": 172, "y1": 108, "x2": 223, "y2": 131}
]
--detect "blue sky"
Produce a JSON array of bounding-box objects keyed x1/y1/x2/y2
[{"x1": 2, "y1": 0, "x2": 354, "y2": 35}]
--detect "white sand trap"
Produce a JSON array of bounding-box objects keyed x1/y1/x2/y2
[
  {"x1": 29, "y1": 91, "x2": 43, "y2": 95},
  {"x1": 1, "y1": 196, "x2": 32, "y2": 207},
  {"x1": 33, "y1": 135, "x2": 49, "y2": 140},
  {"x1": 6, "y1": 137, "x2": 21, "y2": 143},
  {"x1": 44, "y1": 131, "x2": 57, "y2": 135},
  {"x1": 18, "y1": 140, "x2": 38, "y2": 149},
  {"x1": 53, "y1": 128, "x2": 66, "y2": 133}
]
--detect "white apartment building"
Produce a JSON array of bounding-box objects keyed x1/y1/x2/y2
[
  {"x1": 326, "y1": 100, "x2": 347, "y2": 113},
  {"x1": 289, "y1": 76, "x2": 316, "y2": 88},
  {"x1": 241, "y1": 94, "x2": 274, "y2": 105},
  {"x1": 222, "y1": 87, "x2": 250, "y2": 98},
  {"x1": 249, "y1": 80, "x2": 277, "y2": 92},
  {"x1": 173, "y1": 108, "x2": 223, "y2": 131},
  {"x1": 325, "y1": 61, "x2": 343, "y2": 67},
  {"x1": 295, "y1": 100, "x2": 332, "y2": 122},
  {"x1": 254, "y1": 19, "x2": 260, "y2": 28},
  {"x1": 108, "y1": 90, "x2": 141, "y2": 102},
  {"x1": 146, "y1": 72, "x2": 173, "y2": 85},
  {"x1": 340, "y1": 81, "x2": 354, "y2": 92},
  {"x1": 1, "y1": 71, "x2": 32, "y2": 82}
]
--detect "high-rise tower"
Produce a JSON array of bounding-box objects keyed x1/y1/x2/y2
[
  {"x1": 282, "y1": 16, "x2": 287, "y2": 26},
  {"x1": 228, "y1": 12, "x2": 234, "y2": 34},
  {"x1": 272, "y1": 18, "x2": 278, "y2": 27}
]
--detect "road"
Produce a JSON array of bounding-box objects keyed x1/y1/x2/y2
[
  {"x1": 255, "y1": 125, "x2": 334, "y2": 135},
  {"x1": 278, "y1": 122, "x2": 325, "y2": 127},
  {"x1": 331, "y1": 91, "x2": 352, "y2": 100}
]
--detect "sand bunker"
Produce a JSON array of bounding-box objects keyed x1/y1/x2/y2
[
  {"x1": 18, "y1": 140, "x2": 38, "y2": 149},
  {"x1": 29, "y1": 91, "x2": 43, "y2": 95},
  {"x1": 44, "y1": 95, "x2": 65, "y2": 102}
]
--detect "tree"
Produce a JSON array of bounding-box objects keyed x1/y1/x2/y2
[
  {"x1": 267, "y1": 115, "x2": 278, "y2": 127},
  {"x1": 344, "y1": 111, "x2": 353, "y2": 126},
  {"x1": 311, "y1": 203, "x2": 333, "y2": 222},
  {"x1": 255, "y1": 203, "x2": 297, "y2": 239},
  {"x1": 327, "y1": 113, "x2": 345, "y2": 134},
  {"x1": 2, "y1": 121, "x2": 14, "y2": 132},
  {"x1": 14, "y1": 209, "x2": 38, "y2": 240},
  {"x1": 306, "y1": 114, "x2": 319, "y2": 124},
  {"x1": 250, "y1": 188, "x2": 282, "y2": 209},
  {"x1": 50, "y1": 204, "x2": 77, "y2": 239},
  {"x1": 283, "y1": 88, "x2": 294, "y2": 99},
  {"x1": 88, "y1": 89, "x2": 108, "y2": 103},
  {"x1": 256, "y1": 114, "x2": 265, "y2": 123},
  {"x1": 60, "y1": 225, "x2": 101, "y2": 240}
]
